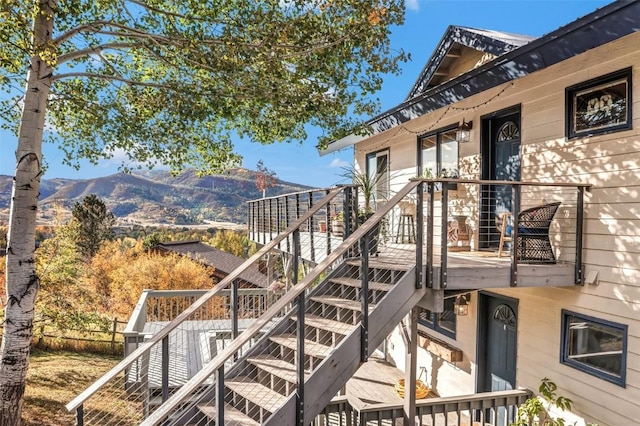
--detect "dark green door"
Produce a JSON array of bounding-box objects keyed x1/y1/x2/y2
[
  {"x1": 480, "y1": 111, "x2": 521, "y2": 248},
  {"x1": 478, "y1": 293, "x2": 518, "y2": 424},
  {"x1": 492, "y1": 115, "x2": 521, "y2": 215},
  {"x1": 485, "y1": 297, "x2": 517, "y2": 391}
]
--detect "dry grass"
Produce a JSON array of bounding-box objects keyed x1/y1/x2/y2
[{"x1": 22, "y1": 349, "x2": 120, "y2": 426}]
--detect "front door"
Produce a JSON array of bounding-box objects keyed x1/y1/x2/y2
[
  {"x1": 480, "y1": 110, "x2": 521, "y2": 248},
  {"x1": 478, "y1": 293, "x2": 518, "y2": 424}
]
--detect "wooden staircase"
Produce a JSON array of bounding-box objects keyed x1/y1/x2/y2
[{"x1": 188, "y1": 257, "x2": 424, "y2": 425}]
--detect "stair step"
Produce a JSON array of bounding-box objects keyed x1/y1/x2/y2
[
  {"x1": 329, "y1": 276, "x2": 393, "y2": 292},
  {"x1": 270, "y1": 334, "x2": 333, "y2": 359},
  {"x1": 309, "y1": 295, "x2": 376, "y2": 311},
  {"x1": 346, "y1": 259, "x2": 411, "y2": 271},
  {"x1": 226, "y1": 376, "x2": 287, "y2": 413},
  {"x1": 247, "y1": 354, "x2": 309, "y2": 383},
  {"x1": 293, "y1": 314, "x2": 353, "y2": 336},
  {"x1": 197, "y1": 403, "x2": 260, "y2": 425}
]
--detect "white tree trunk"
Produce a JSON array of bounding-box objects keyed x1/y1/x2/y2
[{"x1": 0, "y1": 2, "x2": 54, "y2": 424}]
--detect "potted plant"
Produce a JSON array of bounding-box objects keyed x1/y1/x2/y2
[
  {"x1": 438, "y1": 167, "x2": 459, "y2": 191},
  {"x1": 341, "y1": 165, "x2": 386, "y2": 255},
  {"x1": 330, "y1": 211, "x2": 344, "y2": 236},
  {"x1": 341, "y1": 165, "x2": 388, "y2": 213},
  {"x1": 512, "y1": 377, "x2": 575, "y2": 426}
]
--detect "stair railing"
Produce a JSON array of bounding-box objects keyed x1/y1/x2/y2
[
  {"x1": 66, "y1": 185, "x2": 350, "y2": 425},
  {"x1": 141, "y1": 180, "x2": 424, "y2": 425}
]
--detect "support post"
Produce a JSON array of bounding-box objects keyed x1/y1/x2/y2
[
  {"x1": 415, "y1": 182, "x2": 424, "y2": 289},
  {"x1": 360, "y1": 233, "x2": 370, "y2": 362},
  {"x1": 308, "y1": 192, "x2": 315, "y2": 262},
  {"x1": 403, "y1": 308, "x2": 418, "y2": 426},
  {"x1": 161, "y1": 336, "x2": 169, "y2": 402},
  {"x1": 216, "y1": 366, "x2": 225, "y2": 425},
  {"x1": 440, "y1": 185, "x2": 449, "y2": 288},
  {"x1": 575, "y1": 186, "x2": 585, "y2": 284},
  {"x1": 76, "y1": 405, "x2": 83, "y2": 426},
  {"x1": 293, "y1": 229, "x2": 305, "y2": 426},
  {"x1": 231, "y1": 279, "x2": 239, "y2": 361},
  {"x1": 511, "y1": 184, "x2": 521, "y2": 287},
  {"x1": 427, "y1": 182, "x2": 434, "y2": 288}
]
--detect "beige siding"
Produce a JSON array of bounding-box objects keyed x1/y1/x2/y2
[{"x1": 362, "y1": 30, "x2": 640, "y2": 426}]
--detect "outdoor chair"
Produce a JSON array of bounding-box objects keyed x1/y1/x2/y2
[{"x1": 497, "y1": 202, "x2": 561, "y2": 263}]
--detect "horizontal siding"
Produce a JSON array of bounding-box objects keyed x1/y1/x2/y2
[{"x1": 375, "y1": 30, "x2": 640, "y2": 426}]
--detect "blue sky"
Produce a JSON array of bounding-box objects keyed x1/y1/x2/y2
[{"x1": 0, "y1": 0, "x2": 611, "y2": 188}]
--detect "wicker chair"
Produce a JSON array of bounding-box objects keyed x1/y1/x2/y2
[{"x1": 498, "y1": 202, "x2": 561, "y2": 263}]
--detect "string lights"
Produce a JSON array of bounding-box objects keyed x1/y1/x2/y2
[{"x1": 355, "y1": 82, "x2": 515, "y2": 154}]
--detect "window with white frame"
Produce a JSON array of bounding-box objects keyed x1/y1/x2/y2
[{"x1": 561, "y1": 310, "x2": 627, "y2": 387}]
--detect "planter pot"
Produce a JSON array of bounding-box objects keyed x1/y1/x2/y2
[
  {"x1": 319, "y1": 221, "x2": 327, "y2": 232},
  {"x1": 331, "y1": 220, "x2": 343, "y2": 236}
]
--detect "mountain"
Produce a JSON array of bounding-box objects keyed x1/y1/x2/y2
[{"x1": 0, "y1": 168, "x2": 312, "y2": 227}]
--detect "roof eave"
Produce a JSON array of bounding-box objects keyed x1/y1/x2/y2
[{"x1": 323, "y1": 0, "x2": 636, "y2": 151}]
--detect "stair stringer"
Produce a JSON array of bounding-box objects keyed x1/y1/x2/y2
[{"x1": 264, "y1": 266, "x2": 426, "y2": 426}]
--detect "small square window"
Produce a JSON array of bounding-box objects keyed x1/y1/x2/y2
[
  {"x1": 561, "y1": 310, "x2": 627, "y2": 387},
  {"x1": 566, "y1": 68, "x2": 632, "y2": 139},
  {"x1": 418, "y1": 297, "x2": 456, "y2": 339}
]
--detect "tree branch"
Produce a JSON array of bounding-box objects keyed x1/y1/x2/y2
[
  {"x1": 57, "y1": 42, "x2": 141, "y2": 64},
  {"x1": 50, "y1": 72, "x2": 171, "y2": 88}
]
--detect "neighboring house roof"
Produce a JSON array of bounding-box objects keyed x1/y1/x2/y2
[
  {"x1": 154, "y1": 240, "x2": 268, "y2": 288},
  {"x1": 322, "y1": 0, "x2": 638, "y2": 154}
]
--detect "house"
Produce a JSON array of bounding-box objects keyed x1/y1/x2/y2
[
  {"x1": 317, "y1": 1, "x2": 638, "y2": 425},
  {"x1": 68, "y1": 2, "x2": 638, "y2": 425},
  {"x1": 151, "y1": 240, "x2": 269, "y2": 289}
]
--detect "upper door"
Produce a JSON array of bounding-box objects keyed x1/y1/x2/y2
[
  {"x1": 492, "y1": 114, "x2": 521, "y2": 214},
  {"x1": 480, "y1": 108, "x2": 521, "y2": 249}
]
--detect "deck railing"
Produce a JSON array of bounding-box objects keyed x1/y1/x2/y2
[
  {"x1": 247, "y1": 185, "x2": 359, "y2": 264},
  {"x1": 249, "y1": 178, "x2": 590, "y2": 289},
  {"x1": 66, "y1": 186, "x2": 349, "y2": 425},
  {"x1": 419, "y1": 178, "x2": 591, "y2": 288},
  {"x1": 123, "y1": 289, "x2": 271, "y2": 358},
  {"x1": 316, "y1": 389, "x2": 532, "y2": 426}
]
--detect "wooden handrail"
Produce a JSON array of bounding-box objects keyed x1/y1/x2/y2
[
  {"x1": 246, "y1": 184, "x2": 358, "y2": 203},
  {"x1": 415, "y1": 177, "x2": 592, "y2": 190},
  {"x1": 141, "y1": 180, "x2": 422, "y2": 425},
  {"x1": 66, "y1": 186, "x2": 345, "y2": 413}
]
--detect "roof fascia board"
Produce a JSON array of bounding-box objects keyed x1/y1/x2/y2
[{"x1": 370, "y1": 0, "x2": 636, "y2": 134}]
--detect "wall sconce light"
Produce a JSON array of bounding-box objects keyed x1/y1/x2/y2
[
  {"x1": 454, "y1": 294, "x2": 470, "y2": 316},
  {"x1": 457, "y1": 119, "x2": 473, "y2": 143}
]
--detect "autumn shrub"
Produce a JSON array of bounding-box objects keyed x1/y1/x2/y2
[{"x1": 88, "y1": 242, "x2": 214, "y2": 319}]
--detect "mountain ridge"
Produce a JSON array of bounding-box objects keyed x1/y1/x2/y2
[{"x1": 0, "y1": 168, "x2": 314, "y2": 227}]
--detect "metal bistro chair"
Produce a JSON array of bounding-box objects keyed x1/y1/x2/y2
[{"x1": 498, "y1": 202, "x2": 561, "y2": 263}]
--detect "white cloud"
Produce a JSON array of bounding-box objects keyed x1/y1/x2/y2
[
  {"x1": 406, "y1": 0, "x2": 419, "y2": 12},
  {"x1": 329, "y1": 158, "x2": 350, "y2": 168}
]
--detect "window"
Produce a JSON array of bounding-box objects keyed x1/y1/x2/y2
[
  {"x1": 418, "y1": 296, "x2": 456, "y2": 339},
  {"x1": 418, "y1": 127, "x2": 459, "y2": 179},
  {"x1": 365, "y1": 149, "x2": 389, "y2": 209},
  {"x1": 566, "y1": 68, "x2": 632, "y2": 139},
  {"x1": 561, "y1": 310, "x2": 627, "y2": 387}
]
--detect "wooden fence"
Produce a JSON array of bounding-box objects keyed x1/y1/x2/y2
[{"x1": 0, "y1": 317, "x2": 128, "y2": 355}]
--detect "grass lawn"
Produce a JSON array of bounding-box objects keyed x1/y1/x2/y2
[{"x1": 23, "y1": 349, "x2": 120, "y2": 425}]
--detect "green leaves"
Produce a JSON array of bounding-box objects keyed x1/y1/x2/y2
[
  {"x1": 2, "y1": 0, "x2": 407, "y2": 174},
  {"x1": 513, "y1": 377, "x2": 576, "y2": 426}
]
